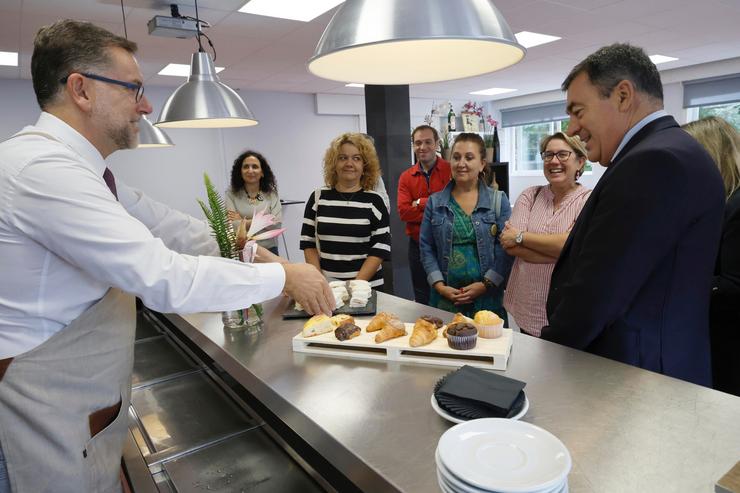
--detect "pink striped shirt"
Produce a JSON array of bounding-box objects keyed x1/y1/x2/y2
[{"x1": 503, "y1": 184, "x2": 591, "y2": 336}]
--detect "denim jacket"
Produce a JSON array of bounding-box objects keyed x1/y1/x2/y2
[{"x1": 419, "y1": 179, "x2": 513, "y2": 289}]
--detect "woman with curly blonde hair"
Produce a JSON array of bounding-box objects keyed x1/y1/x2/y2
[{"x1": 300, "y1": 133, "x2": 391, "y2": 289}]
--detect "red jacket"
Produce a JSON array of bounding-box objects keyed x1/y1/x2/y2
[{"x1": 397, "y1": 157, "x2": 451, "y2": 241}]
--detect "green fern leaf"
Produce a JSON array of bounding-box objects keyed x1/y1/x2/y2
[{"x1": 199, "y1": 172, "x2": 238, "y2": 260}]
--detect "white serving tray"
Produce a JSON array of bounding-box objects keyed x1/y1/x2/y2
[{"x1": 292, "y1": 319, "x2": 513, "y2": 370}]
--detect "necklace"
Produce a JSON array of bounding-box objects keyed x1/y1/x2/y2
[
  {"x1": 337, "y1": 187, "x2": 361, "y2": 204},
  {"x1": 245, "y1": 190, "x2": 263, "y2": 204}
]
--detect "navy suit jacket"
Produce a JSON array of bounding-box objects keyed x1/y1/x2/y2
[{"x1": 541, "y1": 115, "x2": 724, "y2": 386}]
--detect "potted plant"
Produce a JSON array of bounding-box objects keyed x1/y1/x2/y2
[
  {"x1": 484, "y1": 133, "x2": 495, "y2": 163},
  {"x1": 483, "y1": 115, "x2": 499, "y2": 163},
  {"x1": 197, "y1": 172, "x2": 284, "y2": 329},
  {"x1": 440, "y1": 131, "x2": 451, "y2": 161}
]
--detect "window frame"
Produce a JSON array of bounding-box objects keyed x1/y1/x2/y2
[
  {"x1": 502, "y1": 119, "x2": 593, "y2": 176},
  {"x1": 685, "y1": 101, "x2": 740, "y2": 130}
]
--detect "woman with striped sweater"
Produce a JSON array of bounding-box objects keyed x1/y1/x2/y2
[{"x1": 300, "y1": 133, "x2": 390, "y2": 290}]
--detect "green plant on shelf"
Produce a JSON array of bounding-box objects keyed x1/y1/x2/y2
[{"x1": 441, "y1": 131, "x2": 450, "y2": 151}]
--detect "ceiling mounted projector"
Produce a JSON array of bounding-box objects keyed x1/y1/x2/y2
[{"x1": 147, "y1": 15, "x2": 199, "y2": 38}]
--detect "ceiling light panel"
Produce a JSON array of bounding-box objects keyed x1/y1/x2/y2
[
  {"x1": 239, "y1": 0, "x2": 345, "y2": 22},
  {"x1": 159, "y1": 63, "x2": 224, "y2": 77},
  {"x1": 514, "y1": 31, "x2": 561, "y2": 49},
  {"x1": 649, "y1": 54, "x2": 679, "y2": 64},
  {"x1": 0, "y1": 51, "x2": 19, "y2": 66},
  {"x1": 470, "y1": 87, "x2": 517, "y2": 96}
]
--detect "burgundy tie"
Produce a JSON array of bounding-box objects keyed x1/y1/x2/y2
[{"x1": 103, "y1": 167, "x2": 118, "y2": 200}]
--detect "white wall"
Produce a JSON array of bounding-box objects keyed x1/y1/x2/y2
[
  {"x1": 0, "y1": 81, "x2": 359, "y2": 262},
  {"x1": 1, "y1": 55, "x2": 738, "y2": 261}
]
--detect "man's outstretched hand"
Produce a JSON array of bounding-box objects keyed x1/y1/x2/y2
[{"x1": 282, "y1": 263, "x2": 335, "y2": 315}]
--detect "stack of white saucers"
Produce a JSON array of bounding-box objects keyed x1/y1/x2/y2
[{"x1": 436, "y1": 418, "x2": 571, "y2": 493}]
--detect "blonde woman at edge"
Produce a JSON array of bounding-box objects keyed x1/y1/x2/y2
[
  {"x1": 501, "y1": 132, "x2": 592, "y2": 336},
  {"x1": 682, "y1": 116, "x2": 740, "y2": 396}
]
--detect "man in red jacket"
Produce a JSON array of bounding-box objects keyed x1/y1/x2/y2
[{"x1": 397, "y1": 125, "x2": 451, "y2": 304}]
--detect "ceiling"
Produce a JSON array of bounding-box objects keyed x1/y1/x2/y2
[{"x1": 1, "y1": 0, "x2": 739, "y2": 102}]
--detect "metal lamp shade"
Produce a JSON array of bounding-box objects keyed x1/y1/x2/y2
[
  {"x1": 137, "y1": 115, "x2": 173, "y2": 148},
  {"x1": 308, "y1": 0, "x2": 525, "y2": 85},
  {"x1": 156, "y1": 52, "x2": 258, "y2": 128}
]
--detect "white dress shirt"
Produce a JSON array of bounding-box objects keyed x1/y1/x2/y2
[{"x1": 0, "y1": 112, "x2": 285, "y2": 358}]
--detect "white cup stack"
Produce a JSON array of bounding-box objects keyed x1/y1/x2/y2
[{"x1": 436, "y1": 418, "x2": 571, "y2": 493}]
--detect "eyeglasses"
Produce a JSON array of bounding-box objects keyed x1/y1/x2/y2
[
  {"x1": 541, "y1": 150, "x2": 573, "y2": 162},
  {"x1": 60, "y1": 72, "x2": 144, "y2": 102}
]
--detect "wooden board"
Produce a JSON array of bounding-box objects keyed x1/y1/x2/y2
[
  {"x1": 292, "y1": 320, "x2": 513, "y2": 370},
  {"x1": 282, "y1": 290, "x2": 377, "y2": 319}
]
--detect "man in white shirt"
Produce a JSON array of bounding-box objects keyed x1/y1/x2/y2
[{"x1": 0, "y1": 19, "x2": 333, "y2": 492}]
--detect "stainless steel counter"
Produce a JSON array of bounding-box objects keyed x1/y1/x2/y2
[{"x1": 164, "y1": 293, "x2": 740, "y2": 493}]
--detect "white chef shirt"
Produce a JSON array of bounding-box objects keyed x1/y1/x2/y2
[{"x1": 0, "y1": 112, "x2": 285, "y2": 358}]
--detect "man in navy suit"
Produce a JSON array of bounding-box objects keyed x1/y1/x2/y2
[{"x1": 541, "y1": 44, "x2": 724, "y2": 386}]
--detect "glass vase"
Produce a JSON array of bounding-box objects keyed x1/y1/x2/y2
[
  {"x1": 222, "y1": 244, "x2": 263, "y2": 330},
  {"x1": 222, "y1": 308, "x2": 246, "y2": 329},
  {"x1": 221, "y1": 305, "x2": 262, "y2": 330}
]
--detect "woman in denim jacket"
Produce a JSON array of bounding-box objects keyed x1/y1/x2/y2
[{"x1": 420, "y1": 133, "x2": 514, "y2": 320}]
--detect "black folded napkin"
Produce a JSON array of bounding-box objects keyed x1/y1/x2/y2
[{"x1": 434, "y1": 365, "x2": 526, "y2": 419}]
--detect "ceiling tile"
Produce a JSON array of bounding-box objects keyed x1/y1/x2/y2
[{"x1": 0, "y1": 0, "x2": 738, "y2": 101}]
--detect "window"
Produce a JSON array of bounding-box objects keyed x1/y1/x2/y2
[
  {"x1": 686, "y1": 101, "x2": 740, "y2": 130},
  {"x1": 501, "y1": 119, "x2": 593, "y2": 175},
  {"x1": 683, "y1": 74, "x2": 740, "y2": 129}
]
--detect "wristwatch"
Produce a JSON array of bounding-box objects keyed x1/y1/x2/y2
[
  {"x1": 515, "y1": 231, "x2": 524, "y2": 245},
  {"x1": 482, "y1": 278, "x2": 494, "y2": 290}
]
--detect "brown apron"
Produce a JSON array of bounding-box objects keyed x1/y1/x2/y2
[{"x1": 0, "y1": 288, "x2": 135, "y2": 492}]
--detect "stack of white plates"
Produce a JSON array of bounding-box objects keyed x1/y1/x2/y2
[{"x1": 436, "y1": 418, "x2": 571, "y2": 493}]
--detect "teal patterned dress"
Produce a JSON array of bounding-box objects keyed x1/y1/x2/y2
[{"x1": 429, "y1": 197, "x2": 506, "y2": 319}]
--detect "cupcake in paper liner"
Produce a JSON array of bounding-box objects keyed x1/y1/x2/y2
[
  {"x1": 445, "y1": 322, "x2": 478, "y2": 350},
  {"x1": 473, "y1": 310, "x2": 504, "y2": 339}
]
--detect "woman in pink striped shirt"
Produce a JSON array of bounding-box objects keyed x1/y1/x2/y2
[{"x1": 501, "y1": 132, "x2": 591, "y2": 336}]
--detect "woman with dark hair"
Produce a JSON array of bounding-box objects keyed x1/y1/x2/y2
[
  {"x1": 300, "y1": 133, "x2": 390, "y2": 289},
  {"x1": 420, "y1": 133, "x2": 513, "y2": 319},
  {"x1": 226, "y1": 150, "x2": 282, "y2": 255}
]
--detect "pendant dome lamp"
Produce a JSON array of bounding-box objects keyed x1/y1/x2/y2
[
  {"x1": 155, "y1": 0, "x2": 258, "y2": 128},
  {"x1": 308, "y1": 0, "x2": 526, "y2": 85},
  {"x1": 137, "y1": 115, "x2": 174, "y2": 147}
]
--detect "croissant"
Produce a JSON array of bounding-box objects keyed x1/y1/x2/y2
[
  {"x1": 335, "y1": 322, "x2": 361, "y2": 341},
  {"x1": 409, "y1": 318, "x2": 438, "y2": 347},
  {"x1": 374, "y1": 318, "x2": 407, "y2": 343},
  {"x1": 367, "y1": 312, "x2": 396, "y2": 332}
]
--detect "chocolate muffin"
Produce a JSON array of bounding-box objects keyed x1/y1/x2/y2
[
  {"x1": 420, "y1": 315, "x2": 444, "y2": 329},
  {"x1": 446, "y1": 322, "x2": 478, "y2": 350}
]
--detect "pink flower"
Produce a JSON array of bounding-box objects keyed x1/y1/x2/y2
[
  {"x1": 246, "y1": 208, "x2": 286, "y2": 241},
  {"x1": 463, "y1": 100, "x2": 484, "y2": 117}
]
